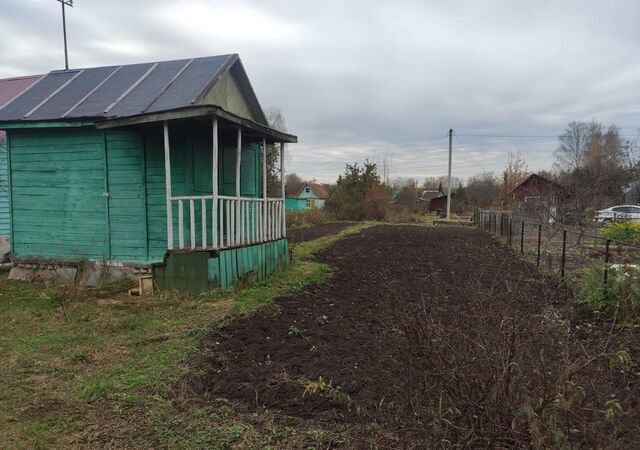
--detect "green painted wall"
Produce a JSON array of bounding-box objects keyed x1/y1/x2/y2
[
  {"x1": 153, "y1": 238, "x2": 289, "y2": 293},
  {"x1": 285, "y1": 197, "x2": 307, "y2": 211},
  {"x1": 8, "y1": 122, "x2": 264, "y2": 264},
  {"x1": 9, "y1": 127, "x2": 109, "y2": 259},
  {"x1": 0, "y1": 139, "x2": 10, "y2": 237}
]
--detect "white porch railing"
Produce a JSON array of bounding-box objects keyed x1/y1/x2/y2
[{"x1": 169, "y1": 195, "x2": 285, "y2": 251}]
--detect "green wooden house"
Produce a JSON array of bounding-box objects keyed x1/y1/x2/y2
[{"x1": 0, "y1": 54, "x2": 297, "y2": 291}]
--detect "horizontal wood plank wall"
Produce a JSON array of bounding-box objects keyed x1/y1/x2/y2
[
  {"x1": 10, "y1": 127, "x2": 109, "y2": 259},
  {"x1": 0, "y1": 139, "x2": 10, "y2": 237},
  {"x1": 105, "y1": 129, "x2": 147, "y2": 262}
]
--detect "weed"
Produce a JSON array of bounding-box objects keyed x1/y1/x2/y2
[
  {"x1": 604, "y1": 399, "x2": 623, "y2": 421},
  {"x1": 288, "y1": 326, "x2": 303, "y2": 337},
  {"x1": 577, "y1": 262, "x2": 640, "y2": 323},
  {"x1": 303, "y1": 376, "x2": 327, "y2": 396},
  {"x1": 70, "y1": 351, "x2": 89, "y2": 364},
  {"x1": 316, "y1": 314, "x2": 329, "y2": 325}
]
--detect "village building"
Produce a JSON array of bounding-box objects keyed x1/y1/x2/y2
[
  {"x1": 0, "y1": 54, "x2": 296, "y2": 292},
  {"x1": 294, "y1": 182, "x2": 328, "y2": 208},
  {"x1": 511, "y1": 173, "x2": 564, "y2": 221}
]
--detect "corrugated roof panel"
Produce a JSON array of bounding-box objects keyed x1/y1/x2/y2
[
  {"x1": 28, "y1": 66, "x2": 117, "y2": 120},
  {"x1": 0, "y1": 54, "x2": 271, "y2": 126},
  {"x1": 0, "y1": 75, "x2": 43, "y2": 107},
  {"x1": 66, "y1": 63, "x2": 154, "y2": 118},
  {"x1": 0, "y1": 75, "x2": 43, "y2": 141},
  {"x1": 0, "y1": 72, "x2": 76, "y2": 120},
  {"x1": 146, "y1": 55, "x2": 231, "y2": 113},
  {"x1": 108, "y1": 59, "x2": 189, "y2": 117}
]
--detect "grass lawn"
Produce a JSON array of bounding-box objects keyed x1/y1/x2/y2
[{"x1": 0, "y1": 223, "x2": 373, "y2": 449}]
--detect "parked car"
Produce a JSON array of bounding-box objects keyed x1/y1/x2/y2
[{"x1": 595, "y1": 205, "x2": 640, "y2": 223}]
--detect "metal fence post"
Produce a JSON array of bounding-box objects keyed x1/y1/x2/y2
[
  {"x1": 509, "y1": 217, "x2": 513, "y2": 247},
  {"x1": 500, "y1": 213, "x2": 503, "y2": 236},
  {"x1": 561, "y1": 230, "x2": 567, "y2": 281},
  {"x1": 604, "y1": 239, "x2": 611, "y2": 285},
  {"x1": 520, "y1": 221, "x2": 525, "y2": 254},
  {"x1": 536, "y1": 224, "x2": 542, "y2": 268}
]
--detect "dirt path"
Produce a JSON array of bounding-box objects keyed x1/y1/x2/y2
[
  {"x1": 189, "y1": 225, "x2": 639, "y2": 448},
  {"x1": 286, "y1": 222, "x2": 354, "y2": 243}
]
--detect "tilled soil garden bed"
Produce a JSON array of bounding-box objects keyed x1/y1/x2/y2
[{"x1": 188, "y1": 226, "x2": 639, "y2": 448}]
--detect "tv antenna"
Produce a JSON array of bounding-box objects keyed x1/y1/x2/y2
[{"x1": 56, "y1": 0, "x2": 73, "y2": 70}]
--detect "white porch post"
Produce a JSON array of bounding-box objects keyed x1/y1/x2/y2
[
  {"x1": 163, "y1": 121, "x2": 174, "y2": 250},
  {"x1": 280, "y1": 142, "x2": 286, "y2": 238},
  {"x1": 262, "y1": 137, "x2": 267, "y2": 242},
  {"x1": 235, "y1": 127, "x2": 242, "y2": 246},
  {"x1": 211, "y1": 116, "x2": 219, "y2": 249}
]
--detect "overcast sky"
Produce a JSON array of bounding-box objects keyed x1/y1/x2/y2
[{"x1": 1, "y1": 0, "x2": 639, "y2": 183}]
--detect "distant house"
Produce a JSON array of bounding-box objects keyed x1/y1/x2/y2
[
  {"x1": 429, "y1": 193, "x2": 453, "y2": 214},
  {"x1": 511, "y1": 173, "x2": 564, "y2": 220},
  {"x1": 295, "y1": 182, "x2": 328, "y2": 208},
  {"x1": 0, "y1": 74, "x2": 43, "y2": 257},
  {"x1": 416, "y1": 187, "x2": 446, "y2": 212},
  {"x1": 0, "y1": 54, "x2": 296, "y2": 292}
]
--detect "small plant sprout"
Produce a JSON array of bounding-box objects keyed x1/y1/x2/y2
[
  {"x1": 288, "y1": 326, "x2": 303, "y2": 337},
  {"x1": 316, "y1": 315, "x2": 329, "y2": 325},
  {"x1": 303, "y1": 376, "x2": 327, "y2": 396},
  {"x1": 604, "y1": 399, "x2": 623, "y2": 422}
]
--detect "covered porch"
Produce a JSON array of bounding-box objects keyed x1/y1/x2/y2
[{"x1": 99, "y1": 106, "x2": 297, "y2": 256}]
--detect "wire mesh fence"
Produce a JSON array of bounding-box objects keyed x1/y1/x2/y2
[{"x1": 476, "y1": 209, "x2": 640, "y2": 286}]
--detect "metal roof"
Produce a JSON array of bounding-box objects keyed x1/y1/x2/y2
[
  {"x1": 0, "y1": 75, "x2": 44, "y2": 141},
  {"x1": 0, "y1": 54, "x2": 269, "y2": 126}
]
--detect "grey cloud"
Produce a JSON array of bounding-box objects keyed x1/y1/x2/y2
[{"x1": 1, "y1": 0, "x2": 639, "y2": 183}]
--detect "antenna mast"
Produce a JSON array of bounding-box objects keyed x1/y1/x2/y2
[{"x1": 56, "y1": 0, "x2": 74, "y2": 70}]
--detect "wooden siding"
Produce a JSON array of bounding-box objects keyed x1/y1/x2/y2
[
  {"x1": 8, "y1": 121, "x2": 264, "y2": 264},
  {"x1": 105, "y1": 130, "x2": 147, "y2": 261},
  {"x1": 153, "y1": 238, "x2": 289, "y2": 293},
  {"x1": 0, "y1": 139, "x2": 10, "y2": 236},
  {"x1": 10, "y1": 127, "x2": 109, "y2": 259}
]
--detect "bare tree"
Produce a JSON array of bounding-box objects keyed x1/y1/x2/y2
[
  {"x1": 265, "y1": 107, "x2": 287, "y2": 196},
  {"x1": 554, "y1": 121, "x2": 591, "y2": 172},
  {"x1": 285, "y1": 173, "x2": 305, "y2": 196},
  {"x1": 502, "y1": 151, "x2": 528, "y2": 205}
]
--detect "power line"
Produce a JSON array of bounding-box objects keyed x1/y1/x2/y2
[
  {"x1": 456, "y1": 133, "x2": 640, "y2": 139},
  {"x1": 453, "y1": 133, "x2": 485, "y2": 171}
]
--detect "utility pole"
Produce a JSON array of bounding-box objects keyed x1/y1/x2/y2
[
  {"x1": 57, "y1": 0, "x2": 73, "y2": 70},
  {"x1": 446, "y1": 128, "x2": 453, "y2": 220}
]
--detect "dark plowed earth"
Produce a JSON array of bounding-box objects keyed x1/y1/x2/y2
[
  {"x1": 286, "y1": 222, "x2": 354, "y2": 243},
  {"x1": 188, "y1": 226, "x2": 639, "y2": 448}
]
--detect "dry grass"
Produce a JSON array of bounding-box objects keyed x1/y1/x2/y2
[{"x1": 0, "y1": 223, "x2": 372, "y2": 449}]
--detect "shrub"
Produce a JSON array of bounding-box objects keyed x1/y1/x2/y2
[
  {"x1": 577, "y1": 262, "x2": 640, "y2": 324},
  {"x1": 286, "y1": 208, "x2": 335, "y2": 229},
  {"x1": 601, "y1": 221, "x2": 640, "y2": 245}
]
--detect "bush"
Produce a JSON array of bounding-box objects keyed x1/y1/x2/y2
[
  {"x1": 286, "y1": 208, "x2": 335, "y2": 229},
  {"x1": 601, "y1": 221, "x2": 640, "y2": 245},
  {"x1": 577, "y1": 262, "x2": 640, "y2": 324}
]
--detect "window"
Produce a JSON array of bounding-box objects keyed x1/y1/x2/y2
[
  {"x1": 613, "y1": 207, "x2": 627, "y2": 212},
  {"x1": 524, "y1": 196, "x2": 541, "y2": 203},
  {"x1": 306, "y1": 199, "x2": 313, "y2": 208},
  {"x1": 305, "y1": 187, "x2": 310, "y2": 193}
]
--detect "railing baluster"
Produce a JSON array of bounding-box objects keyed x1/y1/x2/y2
[
  {"x1": 190, "y1": 199, "x2": 196, "y2": 250},
  {"x1": 225, "y1": 200, "x2": 232, "y2": 247},
  {"x1": 178, "y1": 199, "x2": 184, "y2": 249},
  {"x1": 201, "y1": 198, "x2": 207, "y2": 249}
]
